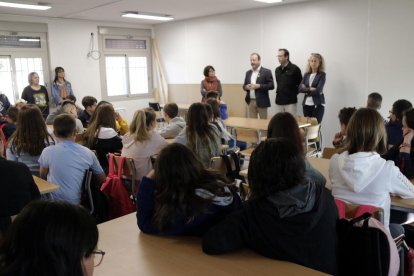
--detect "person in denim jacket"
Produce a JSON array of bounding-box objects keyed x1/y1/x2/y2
[{"x1": 51, "y1": 67, "x2": 73, "y2": 105}]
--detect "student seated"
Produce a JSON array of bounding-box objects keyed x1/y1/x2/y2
[
  {"x1": 206, "y1": 99, "x2": 232, "y2": 145},
  {"x1": 65, "y1": 94, "x2": 83, "y2": 117},
  {"x1": 0, "y1": 201, "x2": 101, "y2": 275},
  {"x1": 0, "y1": 106, "x2": 18, "y2": 140},
  {"x1": 79, "y1": 96, "x2": 97, "y2": 128},
  {"x1": 267, "y1": 112, "x2": 326, "y2": 184},
  {"x1": 205, "y1": 91, "x2": 228, "y2": 120},
  {"x1": 39, "y1": 114, "x2": 106, "y2": 204},
  {"x1": 329, "y1": 108, "x2": 414, "y2": 231},
  {"x1": 7, "y1": 105, "x2": 54, "y2": 176},
  {"x1": 0, "y1": 91, "x2": 10, "y2": 117},
  {"x1": 202, "y1": 138, "x2": 338, "y2": 275},
  {"x1": 383, "y1": 107, "x2": 414, "y2": 179},
  {"x1": 175, "y1": 103, "x2": 221, "y2": 167},
  {"x1": 157, "y1": 103, "x2": 185, "y2": 139},
  {"x1": 366, "y1": 92, "x2": 382, "y2": 110},
  {"x1": 136, "y1": 143, "x2": 241, "y2": 236},
  {"x1": 332, "y1": 107, "x2": 356, "y2": 148},
  {"x1": 83, "y1": 103, "x2": 123, "y2": 174},
  {"x1": 14, "y1": 98, "x2": 27, "y2": 110},
  {"x1": 122, "y1": 108, "x2": 167, "y2": 181},
  {"x1": 386, "y1": 99, "x2": 412, "y2": 147},
  {"x1": 0, "y1": 158, "x2": 40, "y2": 235},
  {"x1": 46, "y1": 101, "x2": 84, "y2": 133}
]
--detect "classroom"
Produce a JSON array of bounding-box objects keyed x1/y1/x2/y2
[{"x1": 1, "y1": 0, "x2": 414, "y2": 275}]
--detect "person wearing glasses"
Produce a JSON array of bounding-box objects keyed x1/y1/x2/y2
[
  {"x1": 51, "y1": 66, "x2": 74, "y2": 106},
  {"x1": 0, "y1": 201, "x2": 105, "y2": 275},
  {"x1": 298, "y1": 53, "x2": 326, "y2": 123},
  {"x1": 386, "y1": 99, "x2": 412, "y2": 147}
]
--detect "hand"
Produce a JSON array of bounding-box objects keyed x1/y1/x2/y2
[
  {"x1": 332, "y1": 132, "x2": 344, "y2": 147},
  {"x1": 252, "y1": 84, "x2": 260, "y2": 89},
  {"x1": 244, "y1": 84, "x2": 252, "y2": 90}
]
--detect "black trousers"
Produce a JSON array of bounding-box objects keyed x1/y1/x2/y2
[{"x1": 303, "y1": 105, "x2": 325, "y2": 124}]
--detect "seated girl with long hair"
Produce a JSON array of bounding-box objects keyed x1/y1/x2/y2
[
  {"x1": 267, "y1": 112, "x2": 326, "y2": 184},
  {"x1": 136, "y1": 143, "x2": 241, "y2": 236},
  {"x1": 6, "y1": 104, "x2": 54, "y2": 176},
  {"x1": 122, "y1": 108, "x2": 168, "y2": 181},
  {"x1": 175, "y1": 103, "x2": 221, "y2": 167}
]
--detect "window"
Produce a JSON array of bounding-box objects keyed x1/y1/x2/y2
[
  {"x1": 99, "y1": 29, "x2": 152, "y2": 101},
  {"x1": 0, "y1": 29, "x2": 49, "y2": 104}
]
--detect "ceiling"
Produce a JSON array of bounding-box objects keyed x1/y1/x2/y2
[{"x1": 0, "y1": 0, "x2": 311, "y2": 25}]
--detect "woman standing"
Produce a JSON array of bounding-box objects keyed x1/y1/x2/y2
[
  {"x1": 200, "y1": 65, "x2": 222, "y2": 102},
  {"x1": 299, "y1": 53, "x2": 326, "y2": 123},
  {"x1": 51, "y1": 67, "x2": 73, "y2": 105},
  {"x1": 21, "y1": 72, "x2": 49, "y2": 119}
]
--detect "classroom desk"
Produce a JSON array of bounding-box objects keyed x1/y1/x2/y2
[
  {"x1": 33, "y1": 175, "x2": 59, "y2": 194},
  {"x1": 241, "y1": 157, "x2": 414, "y2": 212},
  {"x1": 225, "y1": 117, "x2": 310, "y2": 131},
  {"x1": 94, "y1": 213, "x2": 327, "y2": 276}
]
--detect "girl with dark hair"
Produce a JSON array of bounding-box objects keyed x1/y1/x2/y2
[
  {"x1": 21, "y1": 72, "x2": 49, "y2": 119},
  {"x1": 6, "y1": 104, "x2": 54, "y2": 176},
  {"x1": 383, "y1": 107, "x2": 414, "y2": 179},
  {"x1": 122, "y1": 108, "x2": 167, "y2": 181},
  {"x1": 175, "y1": 103, "x2": 221, "y2": 167},
  {"x1": 200, "y1": 65, "x2": 222, "y2": 102},
  {"x1": 51, "y1": 66, "x2": 73, "y2": 105},
  {"x1": 386, "y1": 99, "x2": 413, "y2": 147},
  {"x1": 202, "y1": 138, "x2": 337, "y2": 275},
  {"x1": 267, "y1": 112, "x2": 325, "y2": 184},
  {"x1": 330, "y1": 108, "x2": 414, "y2": 231},
  {"x1": 83, "y1": 103, "x2": 122, "y2": 173},
  {"x1": 137, "y1": 143, "x2": 240, "y2": 235},
  {"x1": 0, "y1": 201, "x2": 102, "y2": 275}
]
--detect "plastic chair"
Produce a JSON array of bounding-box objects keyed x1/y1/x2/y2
[
  {"x1": 304, "y1": 124, "x2": 321, "y2": 157},
  {"x1": 232, "y1": 127, "x2": 261, "y2": 159}
]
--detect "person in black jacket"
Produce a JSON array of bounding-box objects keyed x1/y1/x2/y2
[
  {"x1": 275, "y1": 49, "x2": 302, "y2": 116},
  {"x1": 243, "y1": 53, "x2": 274, "y2": 119},
  {"x1": 202, "y1": 138, "x2": 338, "y2": 275}
]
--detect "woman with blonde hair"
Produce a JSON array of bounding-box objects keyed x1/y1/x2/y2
[
  {"x1": 121, "y1": 108, "x2": 167, "y2": 181},
  {"x1": 83, "y1": 103, "x2": 122, "y2": 174},
  {"x1": 7, "y1": 104, "x2": 54, "y2": 176},
  {"x1": 21, "y1": 72, "x2": 49, "y2": 119},
  {"x1": 298, "y1": 53, "x2": 326, "y2": 123},
  {"x1": 329, "y1": 108, "x2": 414, "y2": 235}
]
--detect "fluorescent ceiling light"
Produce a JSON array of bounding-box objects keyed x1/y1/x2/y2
[
  {"x1": 122, "y1": 13, "x2": 174, "y2": 21},
  {"x1": 0, "y1": 1, "x2": 51, "y2": 10},
  {"x1": 19, "y1": 38, "x2": 40, "y2": 42},
  {"x1": 254, "y1": 0, "x2": 283, "y2": 3}
]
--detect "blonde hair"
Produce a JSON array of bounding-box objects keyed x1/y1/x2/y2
[
  {"x1": 305, "y1": 53, "x2": 325, "y2": 73},
  {"x1": 129, "y1": 108, "x2": 156, "y2": 142},
  {"x1": 345, "y1": 108, "x2": 387, "y2": 155}
]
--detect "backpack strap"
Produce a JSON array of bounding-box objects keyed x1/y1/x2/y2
[
  {"x1": 220, "y1": 154, "x2": 236, "y2": 181},
  {"x1": 229, "y1": 151, "x2": 241, "y2": 175},
  {"x1": 107, "y1": 153, "x2": 115, "y2": 176}
]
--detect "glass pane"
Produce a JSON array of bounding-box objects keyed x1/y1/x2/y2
[
  {"x1": 14, "y1": 58, "x2": 44, "y2": 97},
  {"x1": 0, "y1": 57, "x2": 15, "y2": 104},
  {"x1": 0, "y1": 35, "x2": 41, "y2": 48},
  {"x1": 128, "y1": 57, "x2": 148, "y2": 95},
  {"x1": 105, "y1": 56, "x2": 127, "y2": 96},
  {"x1": 105, "y1": 39, "x2": 146, "y2": 50}
]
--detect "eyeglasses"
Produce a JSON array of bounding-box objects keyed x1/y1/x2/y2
[{"x1": 92, "y1": 249, "x2": 106, "y2": 267}]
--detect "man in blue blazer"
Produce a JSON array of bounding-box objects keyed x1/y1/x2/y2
[{"x1": 243, "y1": 53, "x2": 274, "y2": 119}]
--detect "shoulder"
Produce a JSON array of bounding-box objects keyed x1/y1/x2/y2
[
  {"x1": 260, "y1": 67, "x2": 272, "y2": 74},
  {"x1": 318, "y1": 71, "x2": 326, "y2": 77},
  {"x1": 98, "y1": 127, "x2": 119, "y2": 139}
]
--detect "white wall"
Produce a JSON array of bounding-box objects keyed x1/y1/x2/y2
[
  {"x1": 154, "y1": 0, "x2": 414, "y2": 147},
  {"x1": 0, "y1": 14, "x2": 155, "y2": 122}
]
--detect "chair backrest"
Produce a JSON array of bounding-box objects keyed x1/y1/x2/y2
[
  {"x1": 210, "y1": 155, "x2": 237, "y2": 176},
  {"x1": 234, "y1": 127, "x2": 261, "y2": 144},
  {"x1": 322, "y1": 147, "x2": 341, "y2": 159},
  {"x1": 335, "y1": 198, "x2": 384, "y2": 223},
  {"x1": 82, "y1": 169, "x2": 94, "y2": 214},
  {"x1": 148, "y1": 102, "x2": 162, "y2": 112},
  {"x1": 305, "y1": 124, "x2": 320, "y2": 141},
  {"x1": 113, "y1": 155, "x2": 139, "y2": 197}
]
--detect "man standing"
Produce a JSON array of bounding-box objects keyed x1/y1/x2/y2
[
  {"x1": 243, "y1": 53, "x2": 274, "y2": 119},
  {"x1": 275, "y1": 49, "x2": 302, "y2": 115}
]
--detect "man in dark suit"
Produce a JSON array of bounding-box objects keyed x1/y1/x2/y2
[
  {"x1": 243, "y1": 53, "x2": 274, "y2": 119},
  {"x1": 275, "y1": 48, "x2": 302, "y2": 115}
]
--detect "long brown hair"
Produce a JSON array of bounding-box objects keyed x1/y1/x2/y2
[
  {"x1": 152, "y1": 143, "x2": 231, "y2": 231},
  {"x1": 8, "y1": 104, "x2": 53, "y2": 155},
  {"x1": 345, "y1": 108, "x2": 387, "y2": 155},
  {"x1": 186, "y1": 103, "x2": 217, "y2": 154},
  {"x1": 129, "y1": 108, "x2": 156, "y2": 142},
  {"x1": 83, "y1": 103, "x2": 116, "y2": 147},
  {"x1": 267, "y1": 112, "x2": 304, "y2": 155}
]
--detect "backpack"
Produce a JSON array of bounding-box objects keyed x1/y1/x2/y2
[
  {"x1": 80, "y1": 170, "x2": 109, "y2": 223},
  {"x1": 100, "y1": 154, "x2": 136, "y2": 220},
  {"x1": 337, "y1": 212, "x2": 400, "y2": 276},
  {"x1": 0, "y1": 123, "x2": 7, "y2": 158}
]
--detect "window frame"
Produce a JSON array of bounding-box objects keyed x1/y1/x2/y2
[{"x1": 99, "y1": 34, "x2": 153, "y2": 102}]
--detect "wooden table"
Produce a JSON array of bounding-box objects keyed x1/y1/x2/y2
[
  {"x1": 94, "y1": 213, "x2": 327, "y2": 276},
  {"x1": 241, "y1": 157, "x2": 414, "y2": 212},
  {"x1": 33, "y1": 175, "x2": 59, "y2": 194},
  {"x1": 225, "y1": 117, "x2": 310, "y2": 131}
]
